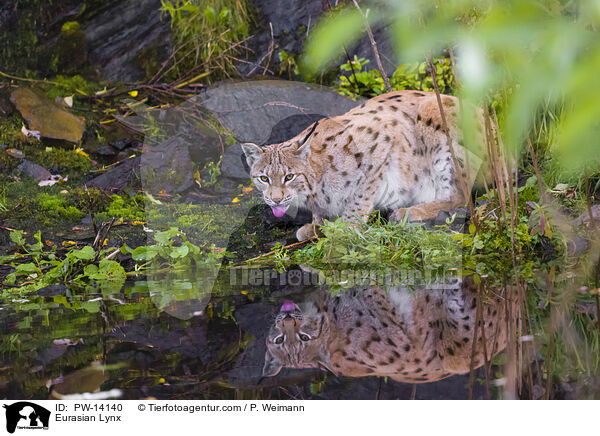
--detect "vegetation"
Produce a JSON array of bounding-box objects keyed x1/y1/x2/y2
[{"x1": 159, "y1": 0, "x2": 253, "y2": 82}]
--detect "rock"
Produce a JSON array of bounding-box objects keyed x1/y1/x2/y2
[
  {"x1": 140, "y1": 136, "x2": 195, "y2": 195},
  {"x1": 95, "y1": 145, "x2": 118, "y2": 156},
  {"x1": 82, "y1": 0, "x2": 171, "y2": 81},
  {"x1": 10, "y1": 88, "x2": 85, "y2": 142},
  {"x1": 111, "y1": 138, "x2": 134, "y2": 151},
  {"x1": 15, "y1": 159, "x2": 52, "y2": 181},
  {"x1": 242, "y1": 0, "x2": 397, "y2": 77},
  {"x1": 567, "y1": 235, "x2": 589, "y2": 256},
  {"x1": 36, "y1": 284, "x2": 67, "y2": 297},
  {"x1": 0, "y1": 88, "x2": 14, "y2": 117},
  {"x1": 572, "y1": 205, "x2": 600, "y2": 227},
  {"x1": 87, "y1": 156, "x2": 141, "y2": 191},
  {"x1": 221, "y1": 144, "x2": 250, "y2": 180},
  {"x1": 202, "y1": 80, "x2": 361, "y2": 145}
]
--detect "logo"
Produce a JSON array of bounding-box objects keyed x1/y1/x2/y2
[{"x1": 3, "y1": 402, "x2": 50, "y2": 434}]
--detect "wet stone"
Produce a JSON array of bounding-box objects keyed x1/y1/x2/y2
[
  {"x1": 221, "y1": 144, "x2": 250, "y2": 180},
  {"x1": 15, "y1": 159, "x2": 52, "y2": 181},
  {"x1": 88, "y1": 156, "x2": 141, "y2": 191},
  {"x1": 36, "y1": 284, "x2": 67, "y2": 297},
  {"x1": 95, "y1": 145, "x2": 118, "y2": 156},
  {"x1": 10, "y1": 87, "x2": 85, "y2": 143}
]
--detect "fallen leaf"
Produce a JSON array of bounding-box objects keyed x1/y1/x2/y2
[
  {"x1": 63, "y1": 96, "x2": 73, "y2": 107},
  {"x1": 62, "y1": 240, "x2": 76, "y2": 247},
  {"x1": 5, "y1": 148, "x2": 24, "y2": 158},
  {"x1": 232, "y1": 197, "x2": 240, "y2": 203},
  {"x1": 74, "y1": 148, "x2": 89, "y2": 158},
  {"x1": 21, "y1": 124, "x2": 41, "y2": 140},
  {"x1": 128, "y1": 90, "x2": 139, "y2": 97},
  {"x1": 38, "y1": 174, "x2": 68, "y2": 187},
  {"x1": 242, "y1": 186, "x2": 254, "y2": 193}
]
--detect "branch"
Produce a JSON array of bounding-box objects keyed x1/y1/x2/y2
[{"x1": 351, "y1": 0, "x2": 391, "y2": 92}]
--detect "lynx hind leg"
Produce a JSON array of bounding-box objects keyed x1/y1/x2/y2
[{"x1": 390, "y1": 197, "x2": 464, "y2": 222}]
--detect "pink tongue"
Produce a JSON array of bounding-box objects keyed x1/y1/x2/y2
[
  {"x1": 271, "y1": 205, "x2": 288, "y2": 217},
  {"x1": 280, "y1": 301, "x2": 295, "y2": 312}
]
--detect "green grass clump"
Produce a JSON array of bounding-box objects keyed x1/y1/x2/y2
[{"x1": 159, "y1": 0, "x2": 253, "y2": 82}]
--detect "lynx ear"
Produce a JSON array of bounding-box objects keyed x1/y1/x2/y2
[
  {"x1": 293, "y1": 119, "x2": 321, "y2": 160},
  {"x1": 316, "y1": 349, "x2": 338, "y2": 377},
  {"x1": 241, "y1": 142, "x2": 263, "y2": 168},
  {"x1": 262, "y1": 349, "x2": 283, "y2": 377}
]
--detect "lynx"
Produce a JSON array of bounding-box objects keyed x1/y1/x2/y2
[
  {"x1": 262, "y1": 277, "x2": 509, "y2": 383},
  {"x1": 242, "y1": 90, "x2": 485, "y2": 241}
]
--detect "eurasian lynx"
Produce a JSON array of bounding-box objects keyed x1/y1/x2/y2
[
  {"x1": 263, "y1": 277, "x2": 508, "y2": 383},
  {"x1": 242, "y1": 90, "x2": 485, "y2": 241}
]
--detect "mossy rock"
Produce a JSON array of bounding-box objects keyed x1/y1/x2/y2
[{"x1": 10, "y1": 87, "x2": 85, "y2": 143}]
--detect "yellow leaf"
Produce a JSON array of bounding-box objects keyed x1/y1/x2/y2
[
  {"x1": 102, "y1": 238, "x2": 108, "y2": 246},
  {"x1": 74, "y1": 148, "x2": 89, "y2": 157},
  {"x1": 232, "y1": 197, "x2": 240, "y2": 203},
  {"x1": 62, "y1": 240, "x2": 76, "y2": 247},
  {"x1": 158, "y1": 378, "x2": 165, "y2": 384},
  {"x1": 241, "y1": 290, "x2": 248, "y2": 295},
  {"x1": 131, "y1": 220, "x2": 145, "y2": 226},
  {"x1": 242, "y1": 186, "x2": 254, "y2": 193},
  {"x1": 128, "y1": 90, "x2": 138, "y2": 97}
]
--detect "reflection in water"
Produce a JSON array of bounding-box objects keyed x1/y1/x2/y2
[{"x1": 264, "y1": 277, "x2": 509, "y2": 383}]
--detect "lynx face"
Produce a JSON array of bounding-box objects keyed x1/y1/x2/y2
[
  {"x1": 241, "y1": 123, "x2": 319, "y2": 218},
  {"x1": 262, "y1": 300, "x2": 333, "y2": 377}
]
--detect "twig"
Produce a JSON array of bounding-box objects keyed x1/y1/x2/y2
[
  {"x1": 242, "y1": 238, "x2": 317, "y2": 264},
  {"x1": 428, "y1": 58, "x2": 476, "y2": 226},
  {"x1": 351, "y1": 0, "x2": 391, "y2": 92},
  {"x1": 0, "y1": 70, "x2": 60, "y2": 86}
]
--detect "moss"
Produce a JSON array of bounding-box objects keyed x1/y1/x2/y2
[
  {"x1": 68, "y1": 187, "x2": 112, "y2": 215},
  {"x1": 36, "y1": 193, "x2": 85, "y2": 224},
  {"x1": 24, "y1": 146, "x2": 92, "y2": 176},
  {"x1": 0, "y1": 115, "x2": 36, "y2": 147},
  {"x1": 42, "y1": 75, "x2": 100, "y2": 100},
  {"x1": 61, "y1": 21, "x2": 81, "y2": 35},
  {"x1": 96, "y1": 194, "x2": 146, "y2": 222}
]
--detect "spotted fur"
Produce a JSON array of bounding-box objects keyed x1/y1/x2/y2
[
  {"x1": 263, "y1": 277, "x2": 509, "y2": 383},
  {"x1": 242, "y1": 90, "x2": 486, "y2": 241}
]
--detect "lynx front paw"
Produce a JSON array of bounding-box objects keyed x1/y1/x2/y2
[
  {"x1": 296, "y1": 223, "x2": 319, "y2": 241},
  {"x1": 390, "y1": 207, "x2": 426, "y2": 222}
]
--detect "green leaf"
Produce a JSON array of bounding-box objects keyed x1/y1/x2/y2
[
  {"x1": 218, "y1": 7, "x2": 229, "y2": 23},
  {"x1": 9, "y1": 230, "x2": 25, "y2": 247},
  {"x1": 15, "y1": 263, "x2": 38, "y2": 273},
  {"x1": 72, "y1": 246, "x2": 95, "y2": 260},
  {"x1": 204, "y1": 6, "x2": 217, "y2": 25},
  {"x1": 169, "y1": 245, "x2": 189, "y2": 259},
  {"x1": 131, "y1": 246, "x2": 158, "y2": 261}
]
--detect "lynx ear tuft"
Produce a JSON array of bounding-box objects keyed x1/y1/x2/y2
[
  {"x1": 316, "y1": 349, "x2": 338, "y2": 376},
  {"x1": 262, "y1": 349, "x2": 283, "y2": 377},
  {"x1": 293, "y1": 119, "x2": 321, "y2": 160},
  {"x1": 241, "y1": 142, "x2": 263, "y2": 168}
]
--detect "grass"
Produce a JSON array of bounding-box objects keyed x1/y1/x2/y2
[{"x1": 158, "y1": 0, "x2": 253, "y2": 83}]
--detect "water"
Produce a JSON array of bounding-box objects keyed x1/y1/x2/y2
[{"x1": 1, "y1": 262, "x2": 597, "y2": 400}]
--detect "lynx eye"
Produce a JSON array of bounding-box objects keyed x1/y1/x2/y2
[
  {"x1": 284, "y1": 174, "x2": 295, "y2": 183},
  {"x1": 274, "y1": 335, "x2": 284, "y2": 344},
  {"x1": 299, "y1": 333, "x2": 311, "y2": 342},
  {"x1": 259, "y1": 175, "x2": 270, "y2": 183}
]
